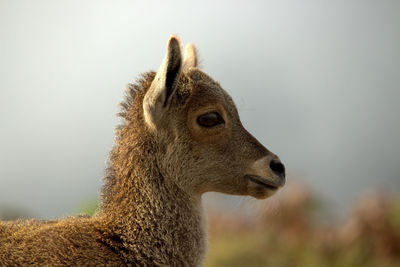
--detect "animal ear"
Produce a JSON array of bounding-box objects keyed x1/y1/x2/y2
[
  {"x1": 182, "y1": 43, "x2": 198, "y2": 71},
  {"x1": 143, "y1": 35, "x2": 182, "y2": 129}
]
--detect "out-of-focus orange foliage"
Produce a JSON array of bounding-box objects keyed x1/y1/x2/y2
[
  {"x1": 206, "y1": 183, "x2": 400, "y2": 267},
  {"x1": 338, "y1": 191, "x2": 400, "y2": 258}
]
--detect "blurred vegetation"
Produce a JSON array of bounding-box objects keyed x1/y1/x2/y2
[
  {"x1": 75, "y1": 197, "x2": 99, "y2": 216},
  {"x1": 205, "y1": 183, "x2": 400, "y2": 267},
  {"x1": 1, "y1": 184, "x2": 399, "y2": 267}
]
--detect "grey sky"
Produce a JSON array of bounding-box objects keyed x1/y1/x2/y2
[{"x1": 0, "y1": 0, "x2": 399, "y2": 218}]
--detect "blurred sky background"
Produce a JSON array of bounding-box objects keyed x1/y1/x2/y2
[{"x1": 0, "y1": 0, "x2": 399, "y2": 219}]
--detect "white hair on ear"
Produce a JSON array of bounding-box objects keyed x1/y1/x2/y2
[{"x1": 183, "y1": 43, "x2": 198, "y2": 71}]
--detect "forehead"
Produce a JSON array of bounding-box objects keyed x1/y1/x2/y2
[{"x1": 185, "y1": 69, "x2": 237, "y2": 114}]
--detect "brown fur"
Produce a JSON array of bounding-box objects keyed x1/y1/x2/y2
[{"x1": 0, "y1": 36, "x2": 285, "y2": 266}]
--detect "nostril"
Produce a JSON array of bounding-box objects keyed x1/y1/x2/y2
[{"x1": 270, "y1": 159, "x2": 285, "y2": 177}]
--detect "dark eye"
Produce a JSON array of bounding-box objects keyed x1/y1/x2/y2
[{"x1": 197, "y1": 112, "x2": 225, "y2": 128}]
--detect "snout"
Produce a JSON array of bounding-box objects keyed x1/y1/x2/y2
[
  {"x1": 245, "y1": 156, "x2": 286, "y2": 198},
  {"x1": 247, "y1": 156, "x2": 285, "y2": 186},
  {"x1": 269, "y1": 159, "x2": 285, "y2": 180}
]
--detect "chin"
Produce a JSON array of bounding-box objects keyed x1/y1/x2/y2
[{"x1": 249, "y1": 187, "x2": 279, "y2": 199}]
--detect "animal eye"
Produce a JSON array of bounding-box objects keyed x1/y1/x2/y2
[{"x1": 197, "y1": 112, "x2": 225, "y2": 128}]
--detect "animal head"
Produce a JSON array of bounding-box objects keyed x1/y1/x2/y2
[{"x1": 127, "y1": 35, "x2": 285, "y2": 199}]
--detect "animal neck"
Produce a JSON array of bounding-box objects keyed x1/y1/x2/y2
[{"x1": 100, "y1": 133, "x2": 206, "y2": 266}]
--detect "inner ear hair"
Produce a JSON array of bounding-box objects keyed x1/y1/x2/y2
[{"x1": 164, "y1": 51, "x2": 182, "y2": 106}]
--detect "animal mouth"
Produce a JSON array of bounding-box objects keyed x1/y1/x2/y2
[{"x1": 245, "y1": 175, "x2": 283, "y2": 190}]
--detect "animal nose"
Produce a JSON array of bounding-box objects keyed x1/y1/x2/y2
[{"x1": 269, "y1": 159, "x2": 285, "y2": 178}]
